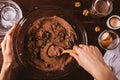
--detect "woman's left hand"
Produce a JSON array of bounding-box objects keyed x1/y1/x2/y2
[{"x1": 1, "y1": 24, "x2": 16, "y2": 66}]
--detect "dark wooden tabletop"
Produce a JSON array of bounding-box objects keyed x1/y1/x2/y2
[{"x1": 0, "y1": 0, "x2": 120, "y2": 80}]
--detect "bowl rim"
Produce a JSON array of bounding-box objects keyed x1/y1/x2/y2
[{"x1": 12, "y1": 6, "x2": 88, "y2": 79}]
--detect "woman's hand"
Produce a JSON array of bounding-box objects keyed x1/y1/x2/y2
[
  {"x1": 1, "y1": 24, "x2": 16, "y2": 66},
  {"x1": 70, "y1": 44, "x2": 117, "y2": 80},
  {"x1": 0, "y1": 24, "x2": 16, "y2": 80}
]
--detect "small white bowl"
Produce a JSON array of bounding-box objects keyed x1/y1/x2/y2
[{"x1": 107, "y1": 15, "x2": 120, "y2": 30}]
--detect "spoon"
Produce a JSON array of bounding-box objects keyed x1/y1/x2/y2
[{"x1": 62, "y1": 49, "x2": 76, "y2": 54}]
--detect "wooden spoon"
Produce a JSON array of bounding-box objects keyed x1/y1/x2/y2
[{"x1": 62, "y1": 49, "x2": 76, "y2": 54}]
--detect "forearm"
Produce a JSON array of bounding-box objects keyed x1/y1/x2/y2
[
  {"x1": 92, "y1": 63, "x2": 117, "y2": 80},
  {"x1": 0, "y1": 63, "x2": 12, "y2": 80}
]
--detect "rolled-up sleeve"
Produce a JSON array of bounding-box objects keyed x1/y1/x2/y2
[{"x1": 104, "y1": 43, "x2": 120, "y2": 80}]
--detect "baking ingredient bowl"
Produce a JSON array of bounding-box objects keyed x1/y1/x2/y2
[{"x1": 13, "y1": 6, "x2": 88, "y2": 79}]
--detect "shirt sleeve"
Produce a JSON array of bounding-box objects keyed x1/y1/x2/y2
[{"x1": 104, "y1": 43, "x2": 120, "y2": 80}]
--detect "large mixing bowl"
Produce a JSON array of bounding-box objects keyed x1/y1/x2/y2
[{"x1": 13, "y1": 6, "x2": 88, "y2": 79}]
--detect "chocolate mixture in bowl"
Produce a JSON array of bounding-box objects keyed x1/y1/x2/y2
[{"x1": 26, "y1": 16, "x2": 77, "y2": 71}]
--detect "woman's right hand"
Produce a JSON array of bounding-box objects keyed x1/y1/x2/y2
[{"x1": 70, "y1": 44, "x2": 117, "y2": 80}]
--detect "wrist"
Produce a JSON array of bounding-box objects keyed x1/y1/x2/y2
[
  {"x1": 0, "y1": 62, "x2": 13, "y2": 80},
  {"x1": 93, "y1": 64, "x2": 117, "y2": 80},
  {"x1": 2, "y1": 62, "x2": 13, "y2": 70}
]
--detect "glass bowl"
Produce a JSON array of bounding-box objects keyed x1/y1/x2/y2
[
  {"x1": 98, "y1": 30, "x2": 120, "y2": 50},
  {"x1": 0, "y1": 0, "x2": 22, "y2": 42},
  {"x1": 13, "y1": 6, "x2": 88, "y2": 79}
]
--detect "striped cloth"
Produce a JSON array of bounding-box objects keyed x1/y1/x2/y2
[{"x1": 104, "y1": 42, "x2": 120, "y2": 80}]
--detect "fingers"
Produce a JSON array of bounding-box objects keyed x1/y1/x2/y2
[
  {"x1": 1, "y1": 24, "x2": 16, "y2": 44},
  {"x1": 94, "y1": 46, "x2": 101, "y2": 52},
  {"x1": 94, "y1": 46, "x2": 103, "y2": 60},
  {"x1": 70, "y1": 53, "x2": 81, "y2": 65},
  {"x1": 73, "y1": 46, "x2": 82, "y2": 55},
  {"x1": 1, "y1": 24, "x2": 16, "y2": 53},
  {"x1": 79, "y1": 44, "x2": 86, "y2": 48},
  {"x1": 1, "y1": 34, "x2": 7, "y2": 51},
  {"x1": 73, "y1": 45, "x2": 81, "y2": 52},
  {"x1": 6, "y1": 24, "x2": 16, "y2": 36},
  {"x1": 1, "y1": 38, "x2": 7, "y2": 53},
  {"x1": 6, "y1": 35, "x2": 13, "y2": 53},
  {"x1": 1, "y1": 35, "x2": 13, "y2": 54},
  {"x1": 1, "y1": 34, "x2": 8, "y2": 53}
]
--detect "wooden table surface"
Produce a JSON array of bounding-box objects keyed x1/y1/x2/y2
[{"x1": 0, "y1": 0, "x2": 120, "y2": 80}]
